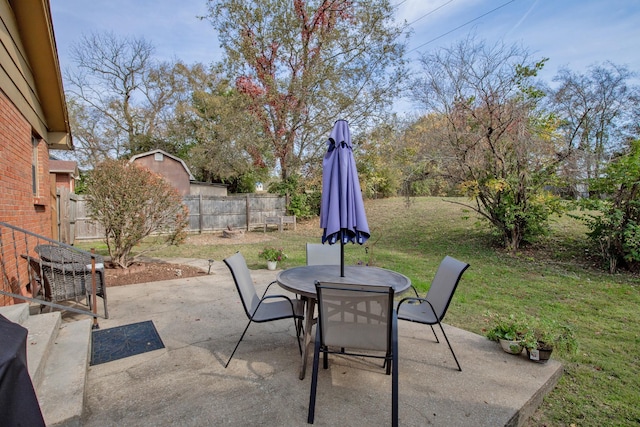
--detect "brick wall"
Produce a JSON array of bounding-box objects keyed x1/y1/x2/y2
[
  {"x1": 54, "y1": 173, "x2": 73, "y2": 191},
  {"x1": 0, "y1": 89, "x2": 52, "y2": 305}
]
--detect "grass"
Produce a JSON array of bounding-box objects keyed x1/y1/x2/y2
[{"x1": 80, "y1": 197, "x2": 640, "y2": 426}]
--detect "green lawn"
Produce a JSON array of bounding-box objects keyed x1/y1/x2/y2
[{"x1": 85, "y1": 197, "x2": 640, "y2": 426}]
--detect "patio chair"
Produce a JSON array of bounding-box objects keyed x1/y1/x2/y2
[
  {"x1": 308, "y1": 281, "x2": 398, "y2": 426},
  {"x1": 305, "y1": 243, "x2": 341, "y2": 266},
  {"x1": 223, "y1": 252, "x2": 304, "y2": 368},
  {"x1": 34, "y1": 245, "x2": 108, "y2": 318},
  {"x1": 396, "y1": 256, "x2": 469, "y2": 371}
]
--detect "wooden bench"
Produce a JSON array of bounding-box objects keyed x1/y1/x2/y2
[{"x1": 263, "y1": 215, "x2": 296, "y2": 232}]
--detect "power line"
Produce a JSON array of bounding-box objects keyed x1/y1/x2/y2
[
  {"x1": 392, "y1": 0, "x2": 409, "y2": 8},
  {"x1": 407, "y1": 0, "x2": 455, "y2": 27},
  {"x1": 408, "y1": 0, "x2": 517, "y2": 54}
]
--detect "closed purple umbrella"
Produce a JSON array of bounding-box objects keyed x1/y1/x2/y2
[{"x1": 320, "y1": 120, "x2": 370, "y2": 276}]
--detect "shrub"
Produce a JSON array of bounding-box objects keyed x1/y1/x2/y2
[
  {"x1": 576, "y1": 140, "x2": 640, "y2": 272},
  {"x1": 85, "y1": 159, "x2": 188, "y2": 268},
  {"x1": 268, "y1": 174, "x2": 319, "y2": 219}
]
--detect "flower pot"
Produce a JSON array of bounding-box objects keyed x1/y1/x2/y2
[
  {"x1": 499, "y1": 338, "x2": 523, "y2": 355},
  {"x1": 267, "y1": 261, "x2": 277, "y2": 271},
  {"x1": 526, "y1": 347, "x2": 553, "y2": 363}
]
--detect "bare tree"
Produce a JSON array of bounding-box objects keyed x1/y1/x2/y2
[
  {"x1": 552, "y1": 62, "x2": 639, "y2": 192},
  {"x1": 64, "y1": 32, "x2": 190, "y2": 168}
]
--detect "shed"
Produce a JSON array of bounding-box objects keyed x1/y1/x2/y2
[{"x1": 129, "y1": 149, "x2": 195, "y2": 196}]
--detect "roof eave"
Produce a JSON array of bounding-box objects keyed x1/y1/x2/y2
[{"x1": 11, "y1": 0, "x2": 72, "y2": 150}]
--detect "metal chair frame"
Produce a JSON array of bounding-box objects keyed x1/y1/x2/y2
[
  {"x1": 223, "y1": 252, "x2": 304, "y2": 368},
  {"x1": 396, "y1": 256, "x2": 469, "y2": 372},
  {"x1": 308, "y1": 281, "x2": 398, "y2": 426}
]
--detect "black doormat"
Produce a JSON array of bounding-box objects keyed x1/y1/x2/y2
[{"x1": 90, "y1": 320, "x2": 164, "y2": 365}]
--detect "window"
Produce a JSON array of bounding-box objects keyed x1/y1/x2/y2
[{"x1": 32, "y1": 134, "x2": 40, "y2": 195}]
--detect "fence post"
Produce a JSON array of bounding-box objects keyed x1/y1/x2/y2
[
  {"x1": 246, "y1": 194, "x2": 250, "y2": 231},
  {"x1": 199, "y1": 195, "x2": 204, "y2": 234},
  {"x1": 91, "y1": 248, "x2": 99, "y2": 329}
]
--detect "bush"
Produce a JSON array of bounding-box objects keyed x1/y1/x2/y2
[
  {"x1": 268, "y1": 174, "x2": 319, "y2": 219},
  {"x1": 576, "y1": 140, "x2": 640, "y2": 272},
  {"x1": 85, "y1": 159, "x2": 189, "y2": 268}
]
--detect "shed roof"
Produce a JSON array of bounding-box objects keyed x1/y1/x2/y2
[
  {"x1": 129, "y1": 149, "x2": 196, "y2": 181},
  {"x1": 49, "y1": 159, "x2": 79, "y2": 177}
]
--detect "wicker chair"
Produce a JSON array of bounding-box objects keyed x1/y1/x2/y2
[{"x1": 32, "y1": 245, "x2": 108, "y2": 318}]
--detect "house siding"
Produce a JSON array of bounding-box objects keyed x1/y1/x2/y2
[{"x1": 1, "y1": 0, "x2": 49, "y2": 141}]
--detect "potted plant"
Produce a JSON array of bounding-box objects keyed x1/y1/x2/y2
[
  {"x1": 484, "y1": 312, "x2": 528, "y2": 355},
  {"x1": 259, "y1": 247, "x2": 287, "y2": 270},
  {"x1": 521, "y1": 318, "x2": 577, "y2": 363}
]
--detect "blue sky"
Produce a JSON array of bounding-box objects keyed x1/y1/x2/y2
[
  {"x1": 397, "y1": 0, "x2": 640, "y2": 82},
  {"x1": 51, "y1": 0, "x2": 640, "y2": 111}
]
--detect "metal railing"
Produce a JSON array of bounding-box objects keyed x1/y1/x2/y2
[{"x1": 0, "y1": 221, "x2": 107, "y2": 322}]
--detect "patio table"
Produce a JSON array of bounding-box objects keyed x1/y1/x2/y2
[{"x1": 276, "y1": 264, "x2": 411, "y2": 379}]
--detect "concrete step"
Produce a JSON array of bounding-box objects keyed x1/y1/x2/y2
[
  {"x1": 22, "y1": 311, "x2": 62, "y2": 389},
  {"x1": 0, "y1": 302, "x2": 32, "y2": 323},
  {"x1": 0, "y1": 303, "x2": 59, "y2": 388},
  {"x1": 38, "y1": 318, "x2": 92, "y2": 427}
]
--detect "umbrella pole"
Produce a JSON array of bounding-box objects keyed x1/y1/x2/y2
[{"x1": 340, "y1": 240, "x2": 345, "y2": 277}]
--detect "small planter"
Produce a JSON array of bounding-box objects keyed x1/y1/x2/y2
[
  {"x1": 259, "y1": 247, "x2": 287, "y2": 270},
  {"x1": 499, "y1": 339, "x2": 524, "y2": 355},
  {"x1": 526, "y1": 347, "x2": 553, "y2": 363},
  {"x1": 484, "y1": 312, "x2": 528, "y2": 353},
  {"x1": 521, "y1": 319, "x2": 577, "y2": 363}
]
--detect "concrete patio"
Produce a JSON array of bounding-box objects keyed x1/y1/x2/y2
[{"x1": 67, "y1": 258, "x2": 562, "y2": 426}]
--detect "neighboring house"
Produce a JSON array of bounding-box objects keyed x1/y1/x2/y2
[
  {"x1": 1, "y1": 0, "x2": 72, "y2": 306},
  {"x1": 49, "y1": 159, "x2": 79, "y2": 193},
  {"x1": 130, "y1": 149, "x2": 227, "y2": 196}
]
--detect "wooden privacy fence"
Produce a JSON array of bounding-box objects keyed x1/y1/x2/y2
[
  {"x1": 56, "y1": 188, "x2": 77, "y2": 245},
  {"x1": 72, "y1": 194, "x2": 287, "y2": 241}
]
